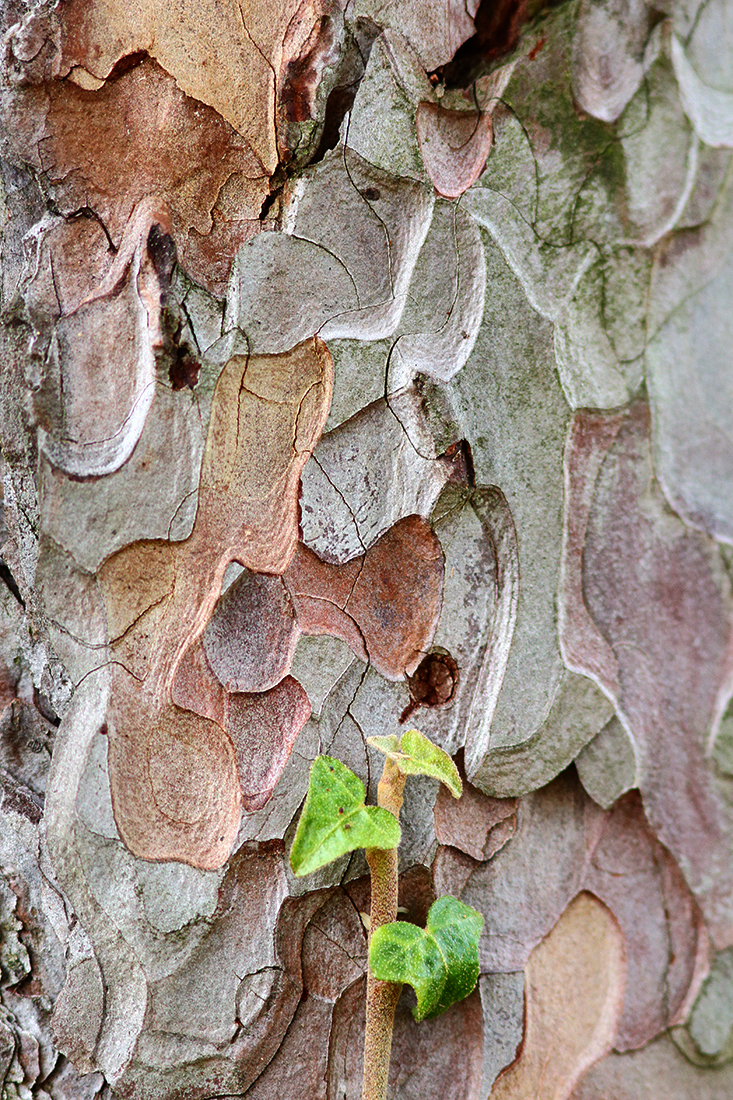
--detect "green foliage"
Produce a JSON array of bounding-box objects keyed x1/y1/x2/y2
[
  {"x1": 289, "y1": 741, "x2": 480, "y2": 1039},
  {"x1": 289, "y1": 755, "x2": 401, "y2": 876},
  {"x1": 368, "y1": 896, "x2": 483, "y2": 1020},
  {"x1": 367, "y1": 728, "x2": 462, "y2": 798}
]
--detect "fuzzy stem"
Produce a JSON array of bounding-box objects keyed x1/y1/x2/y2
[{"x1": 362, "y1": 759, "x2": 406, "y2": 1100}]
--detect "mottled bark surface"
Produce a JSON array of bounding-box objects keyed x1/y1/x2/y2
[{"x1": 1, "y1": 0, "x2": 733, "y2": 1097}]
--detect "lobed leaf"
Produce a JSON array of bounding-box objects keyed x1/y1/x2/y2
[
  {"x1": 367, "y1": 728, "x2": 462, "y2": 798},
  {"x1": 369, "y1": 895, "x2": 483, "y2": 1020},
  {"x1": 289, "y1": 755, "x2": 401, "y2": 876}
]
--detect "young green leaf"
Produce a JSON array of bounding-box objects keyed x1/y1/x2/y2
[
  {"x1": 368, "y1": 895, "x2": 483, "y2": 1020},
  {"x1": 367, "y1": 734, "x2": 401, "y2": 756},
  {"x1": 289, "y1": 755, "x2": 401, "y2": 876},
  {"x1": 366, "y1": 728, "x2": 462, "y2": 798}
]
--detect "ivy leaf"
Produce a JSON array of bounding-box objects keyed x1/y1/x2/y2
[
  {"x1": 368, "y1": 734, "x2": 401, "y2": 755},
  {"x1": 367, "y1": 728, "x2": 462, "y2": 798},
  {"x1": 368, "y1": 896, "x2": 483, "y2": 1020},
  {"x1": 289, "y1": 756, "x2": 401, "y2": 876}
]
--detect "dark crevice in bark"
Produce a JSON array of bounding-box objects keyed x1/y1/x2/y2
[
  {"x1": 158, "y1": 301, "x2": 201, "y2": 391},
  {"x1": 400, "y1": 648, "x2": 459, "y2": 725},
  {"x1": 33, "y1": 686, "x2": 61, "y2": 727},
  {"x1": 105, "y1": 51, "x2": 149, "y2": 82},
  {"x1": 302, "y1": 19, "x2": 379, "y2": 168},
  {"x1": 439, "y1": 439, "x2": 476, "y2": 488},
  {"x1": 62, "y1": 206, "x2": 118, "y2": 254},
  {"x1": 438, "y1": 0, "x2": 558, "y2": 88},
  {"x1": 312, "y1": 81, "x2": 360, "y2": 162},
  {"x1": 147, "y1": 223, "x2": 177, "y2": 296},
  {"x1": 0, "y1": 559, "x2": 24, "y2": 607}
]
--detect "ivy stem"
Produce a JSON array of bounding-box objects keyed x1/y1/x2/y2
[{"x1": 362, "y1": 758, "x2": 406, "y2": 1100}]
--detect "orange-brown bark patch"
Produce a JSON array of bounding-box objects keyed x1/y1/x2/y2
[
  {"x1": 97, "y1": 339, "x2": 332, "y2": 868},
  {"x1": 284, "y1": 515, "x2": 444, "y2": 680}
]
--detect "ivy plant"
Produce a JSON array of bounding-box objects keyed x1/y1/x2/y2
[{"x1": 290, "y1": 728, "x2": 484, "y2": 1100}]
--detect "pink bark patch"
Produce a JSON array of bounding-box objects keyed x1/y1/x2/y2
[
  {"x1": 560, "y1": 401, "x2": 733, "y2": 947},
  {"x1": 416, "y1": 102, "x2": 493, "y2": 199},
  {"x1": 584, "y1": 791, "x2": 709, "y2": 1050},
  {"x1": 227, "y1": 677, "x2": 312, "y2": 812},
  {"x1": 458, "y1": 769, "x2": 709, "y2": 1051}
]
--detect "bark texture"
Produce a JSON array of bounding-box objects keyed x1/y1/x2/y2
[{"x1": 1, "y1": 0, "x2": 733, "y2": 1097}]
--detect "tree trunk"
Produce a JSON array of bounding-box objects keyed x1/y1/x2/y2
[{"x1": 1, "y1": 0, "x2": 733, "y2": 1097}]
